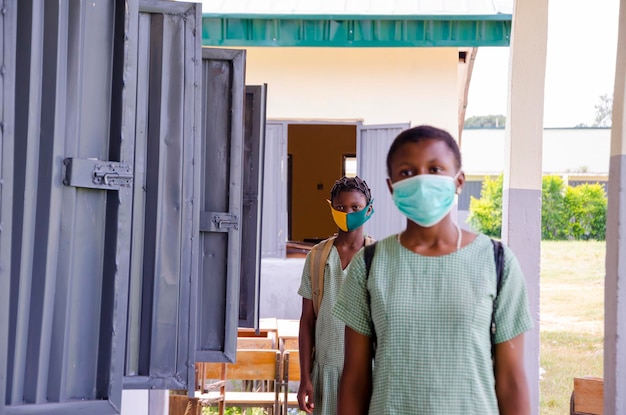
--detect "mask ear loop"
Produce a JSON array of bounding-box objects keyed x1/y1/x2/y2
[{"x1": 453, "y1": 169, "x2": 463, "y2": 195}]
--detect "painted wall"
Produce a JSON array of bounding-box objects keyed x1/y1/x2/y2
[
  {"x1": 288, "y1": 124, "x2": 357, "y2": 241},
  {"x1": 240, "y1": 47, "x2": 459, "y2": 133}
]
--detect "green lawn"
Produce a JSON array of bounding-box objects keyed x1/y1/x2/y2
[{"x1": 540, "y1": 241, "x2": 605, "y2": 415}]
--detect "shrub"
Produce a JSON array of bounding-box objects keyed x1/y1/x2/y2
[
  {"x1": 564, "y1": 183, "x2": 607, "y2": 240},
  {"x1": 542, "y1": 176, "x2": 567, "y2": 240},
  {"x1": 467, "y1": 174, "x2": 503, "y2": 238},
  {"x1": 467, "y1": 176, "x2": 607, "y2": 240}
]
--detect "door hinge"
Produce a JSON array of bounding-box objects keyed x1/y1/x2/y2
[
  {"x1": 63, "y1": 158, "x2": 133, "y2": 190},
  {"x1": 199, "y1": 212, "x2": 239, "y2": 232}
]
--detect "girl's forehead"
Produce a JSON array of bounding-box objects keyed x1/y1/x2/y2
[
  {"x1": 333, "y1": 189, "x2": 367, "y2": 202},
  {"x1": 392, "y1": 139, "x2": 455, "y2": 162}
]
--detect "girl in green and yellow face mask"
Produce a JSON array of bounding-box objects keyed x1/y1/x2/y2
[{"x1": 297, "y1": 176, "x2": 374, "y2": 415}]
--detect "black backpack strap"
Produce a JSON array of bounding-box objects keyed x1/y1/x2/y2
[
  {"x1": 491, "y1": 239, "x2": 504, "y2": 358},
  {"x1": 363, "y1": 242, "x2": 378, "y2": 354},
  {"x1": 364, "y1": 241, "x2": 377, "y2": 278}
]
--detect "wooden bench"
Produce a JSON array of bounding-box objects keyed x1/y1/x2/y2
[
  {"x1": 571, "y1": 376, "x2": 603, "y2": 415},
  {"x1": 196, "y1": 349, "x2": 282, "y2": 415}
]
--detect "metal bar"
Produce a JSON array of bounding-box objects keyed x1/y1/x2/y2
[
  {"x1": 12, "y1": 0, "x2": 45, "y2": 403},
  {"x1": 47, "y1": 0, "x2": 86, "y2": 401},
  {"x1": 0, "y1": 0, "x2": 18, "y2": 412},
  {"x1": 5, "y1": 400, "x2": 120, "y2": 415},
  {"x1": 186, "y1": 1, "x2": 203, "y2": 394},
  {"x1": 125, "y1": 10, "x2": 151, "y2": 379},
  {"x1": 26, "y1": 0, "x2": 65, "y2": 403},
  {"x1": 122, "y1": 376, "x2": 186, "y2": 391},
  {"x1": 176, "y1": 1, "x2": 201, "y2": 388}
]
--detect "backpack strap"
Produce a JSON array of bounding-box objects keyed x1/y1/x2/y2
[
  {"x1": 490, "y1": 239, "x2": 505, "y2": 358},
  {"x1": 363, "y1": 241, "x2": 378, "y2": 353},
  {"x1": 364, "y1": 241, "x2": 377, "y2": 278},
  {"x1": 310, "y1": 236, "x2": 336, "y2": 318}
]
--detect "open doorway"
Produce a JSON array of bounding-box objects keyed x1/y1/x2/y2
[{"x1": 287, "y1": 123, "x2": 357, "y2": 243}]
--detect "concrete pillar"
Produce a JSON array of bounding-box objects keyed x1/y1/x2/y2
[
  {"x1": 605, "y1": 0, "x2": 626, "y2": 412},
  {"x1": 502, "y1": 1, "x2": 548, "y2": 414}
]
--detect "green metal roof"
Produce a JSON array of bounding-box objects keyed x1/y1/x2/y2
[{"x1": 199, "y1": 1, "x2": 512, "y2": 47}]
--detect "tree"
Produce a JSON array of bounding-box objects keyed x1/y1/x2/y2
[
  {"x1": 593, "y1": 94, "x2": 612, "y2": 127},
  {"x1": 464, "y1": 114, "x2": 506, "y2": 129}
]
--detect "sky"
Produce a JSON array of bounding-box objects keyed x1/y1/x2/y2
[{"x1": 465, "y1": 0, "x2": 620, "y2": 128}]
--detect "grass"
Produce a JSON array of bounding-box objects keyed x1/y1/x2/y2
[{"x1": 539, "y1": 240, "x2": 605, "y2": 415}]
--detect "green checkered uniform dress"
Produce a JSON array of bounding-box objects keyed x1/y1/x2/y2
[
  {"x1": 298, "y1": 246, "x2": 347, "y2": 415},
  {"x1": 334, "y1": 233, "x2": 533, "y2": 415}
]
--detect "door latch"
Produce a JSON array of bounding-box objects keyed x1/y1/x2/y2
[
  {"x1": 63, "y1": 158, "x2": 133, "y2": 190},
  {"x1": 199, "y1": 212, "x2": 239, "y2": 232}
]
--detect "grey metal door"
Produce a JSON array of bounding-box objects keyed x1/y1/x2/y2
[
  {"x1": 0, "y1": 0, "x2": 144, "y2": 413},
  {"x1": 194, "y1": 48, "x2": 247, "y2": 364},
  {"x1": 239, "y1": 85, "x2": 267, "y2": 328},
  {"x1": 122, "y1": 0, "x2": 202, "y2": 391},
  {"x1": 357, "y1": 123, "x2": 410, "y2": 241}
]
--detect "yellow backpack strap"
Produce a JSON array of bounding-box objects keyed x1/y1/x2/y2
[{"x1": 310, "y1": 236, "x2": 336, "y2": 318}]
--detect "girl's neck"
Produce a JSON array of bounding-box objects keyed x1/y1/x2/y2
[
  {"x1": 400, "y1": 217, "x2": 460, "y2": 251},
  {"x1": 334, "y1": 227, "x2": 366, "y2": 248}
]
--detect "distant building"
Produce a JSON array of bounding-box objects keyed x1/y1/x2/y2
[{"x1": 458, "y1": 127, "x2": 610, "y2": 229}]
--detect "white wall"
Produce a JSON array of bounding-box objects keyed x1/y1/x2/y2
[
  {"x1": 260, "y1": 258, "x2": 306, "y2": 320},
  {"x1": 240, "y1": 47, "x2": 459, "y2": 134}
]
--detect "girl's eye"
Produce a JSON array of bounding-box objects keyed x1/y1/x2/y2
[
  {"x1": 399, "y1": 169, "x2": 414, "y2": 177},
  {"x1": 335, "y1": 206, "x2": 345, "y2": 211},
  {"x1": 430, "y1": 166, "x2": 443, "y2": 174}
]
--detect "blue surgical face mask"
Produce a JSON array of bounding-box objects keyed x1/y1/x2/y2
[{"x1": 391, "y1": 173, "x2": 459, "y2": 227}]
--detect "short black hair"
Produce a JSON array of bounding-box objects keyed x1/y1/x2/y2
[
  {"x1": 386, "y1": 125, "x2": 462, "y2": 176},
  {"x1": 330, "y1": 176, "x2": 372, "y2": 203}
]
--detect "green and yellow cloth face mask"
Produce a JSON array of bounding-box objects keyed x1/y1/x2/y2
[{"x1": 327, "y1": 199, "x2": 374, "y2": 232}]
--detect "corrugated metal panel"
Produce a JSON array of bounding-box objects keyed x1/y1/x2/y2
[
  {"x1": 194, "y1": 48, "x2": 246, "y2": 364},
  {"x1": 198, "y1": 0, "x2": 512, "y2": 47},
  {"x1": 261, "y1": 122, "x2": 288, "y2": 258},
  {"x1": 357, "y1": 123, "x2": 409, "y2": 241},
  {"x1": 122, "y1": 0, "x2": 202, "y2": 391},
  {"x1": 201, "y1": 17, "x2": 511, "y2": 47},
  {"x1": 198, "y1": 0, "x2": 512, "y2": 16},
  {"x1": 0, "y1": 0, "x2": 130, "y2": 413}
]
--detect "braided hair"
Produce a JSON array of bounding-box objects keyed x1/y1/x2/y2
[{"x1": 330, "y1": 176, "x2": 372, "y2": 203}]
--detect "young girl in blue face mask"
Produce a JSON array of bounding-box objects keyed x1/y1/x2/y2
[
  {"x1": 297, "y1": 176, "x2": 375, "y2": 415},
  {"x1": 334, "y1": 125, "x2": 533, "y2": 415}
]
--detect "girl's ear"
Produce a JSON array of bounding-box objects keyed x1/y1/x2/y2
[
  {"x1": 456, "y1": 170, "x2": 466, "y2": 194},
  {"x1": 386, "y1": 177, "x2": 394, "y2": 194}
]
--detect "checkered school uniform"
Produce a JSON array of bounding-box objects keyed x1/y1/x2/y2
[
  {"x1": 334, "y1": 233, "x2": 533, "y2": 415},
  {"x1": 298, "y1": 246, "x2": 348, "y2": 415}
]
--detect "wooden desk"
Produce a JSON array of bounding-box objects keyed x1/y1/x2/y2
[
  {"x1": 276, "y1": 319, "x2": 299, "y2": 351},
  {"x1": 237, "y1": 318, "x2": 279, "y2": 347}
]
